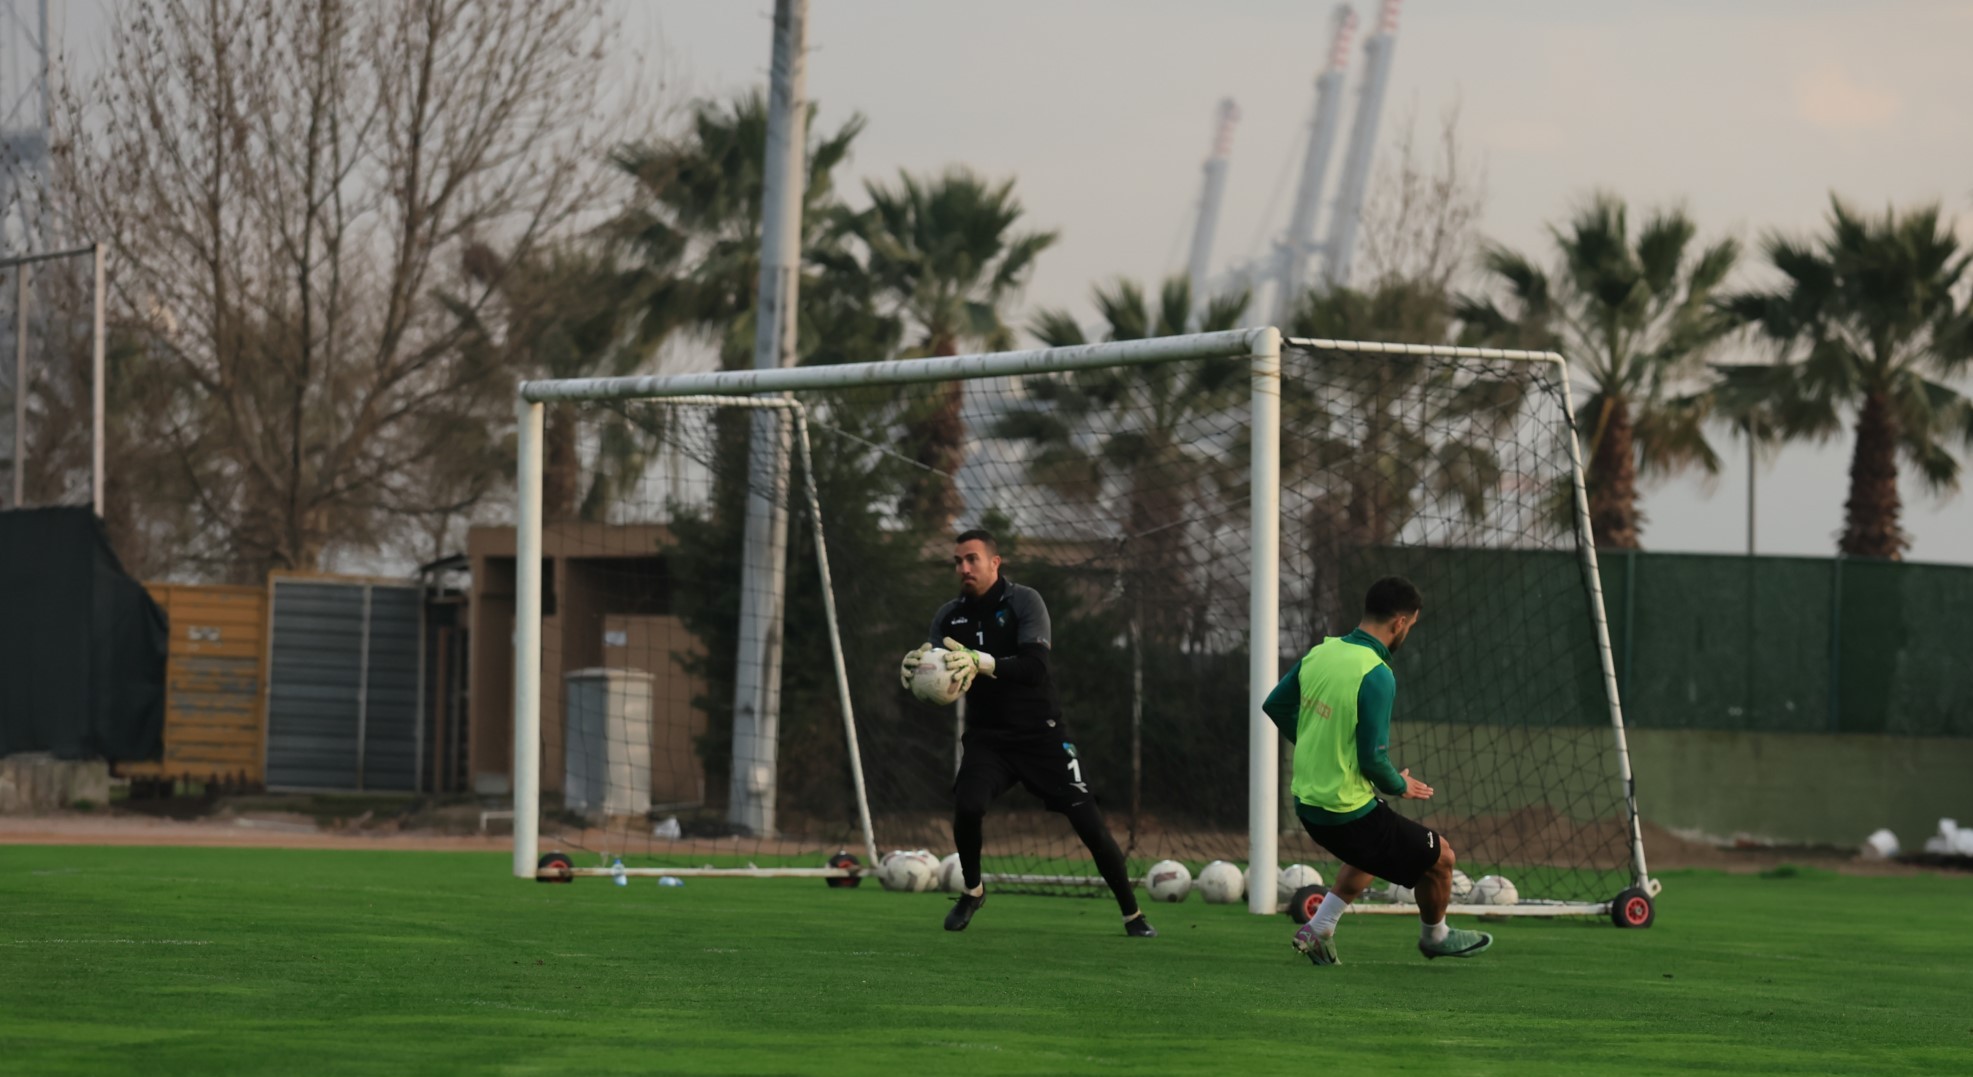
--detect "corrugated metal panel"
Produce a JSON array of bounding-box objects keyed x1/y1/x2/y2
[
  {"x1": 362, "y1": 586, "x2": 423, "y2": 791},
  {"x1": 127, "y1": 584, "x2": 267, "y2": 784},
  {"x1": 264, "y1": 577, "x2": 424, "y2": 792}
]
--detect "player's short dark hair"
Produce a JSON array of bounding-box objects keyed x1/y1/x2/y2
[
  {"x1": 1363, "y1": 576, "x2": 1422, "y2": 621},
  {"x1": 954, "y1": 528, "x2": 998, "y2": 554}
]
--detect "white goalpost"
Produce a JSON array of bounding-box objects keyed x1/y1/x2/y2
[{"x1": 510, "y1": 328, "x2": 1657, "y2": 925}]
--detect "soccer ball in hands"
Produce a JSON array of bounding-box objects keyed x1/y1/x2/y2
[
  {"x1": 936, "y1": 852, "x2": 966, "y2": 892},
  {"x1": 910, "y1": 649, "x2": 964, "y2": 706},
  {"x1": 1471, "y1": 874, "x2": 1519, "y2": 906},
  {"x1": 1276, "y1": 864, "x2": 1324, "y2": 903},
  {"x1": 877, "y1": 849, "x2": 938, "y2": 892},
  {"x1": 1196, "y1": 860, "x2": 1246, "y2": 904},
  {"x1": 1144, "y1": 859, "x2": 1192, "y2": 902}
]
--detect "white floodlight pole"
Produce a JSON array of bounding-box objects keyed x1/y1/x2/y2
[
  {"x1": 92, "y1": 242, "x2": 105, "y2": 511},
  {"x1": 728, "y1": 0, "x2": 808, "y2": 836},
  {"x1": 1248, "y1": 327, "x2": 1282, "y2": 914},
  {"x1": 12, "y1": 265, "x2": 25, "y2": 507},
  {"x1": 512, "y1": 395, "x2": 544, "y2": 879}
]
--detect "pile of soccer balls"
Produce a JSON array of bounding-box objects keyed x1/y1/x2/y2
[
  {"x1": 871, "y1": 849, "x2": 971, "y2": 893},
  {"x1": 868, "y1": 850, "x2": 1521, "y2": 909}
]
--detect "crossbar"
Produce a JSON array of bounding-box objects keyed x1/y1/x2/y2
[{"x1": 521, "y1": 328, "x2": 1267, "y2": 403}]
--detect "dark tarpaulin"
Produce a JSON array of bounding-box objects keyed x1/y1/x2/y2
[{"x1": 0, "y1": 506, "x2": 167, "y2": 760}]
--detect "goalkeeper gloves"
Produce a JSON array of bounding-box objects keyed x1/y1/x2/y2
[
  {"x1": 941, "y1": 636, "x2": 996, "y2": 692},
  {"x1": 899, "y1": 643, "x2": 931, "y2": 689}
]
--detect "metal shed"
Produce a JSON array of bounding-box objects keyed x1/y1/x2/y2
[{"x1": 263, "y1": 575, "x2": 424, "y2": 792}]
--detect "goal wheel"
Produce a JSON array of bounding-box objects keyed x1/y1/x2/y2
[
  {"x1": 536, "y1": 852, "x2": 574, "y2": 883},
  {"x1": 1285, "y1": 883, "x2": 1330, "y2": 924},
  {"x1": 825, "y1": 851, "x2": 863, "y2": 888},
  {"x1": 1611, "y1": 887, "x2": 1654, "y2": 928}
]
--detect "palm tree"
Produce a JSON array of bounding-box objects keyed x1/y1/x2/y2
[
  {"x1": 1721, "y1": 198, "x2": 1973, "y2": 559},
  {"x1": 843, "y1": 168, "x2": 1058, "y2": 530},
  {"x1": 1016, "y1": 276, "x2": 1251, "y2": 616},
  {"x1": 611, "y1": 91, "x2": 868, "y2": 369},
  {"x1": 1457, "y1": 193, "x2": 1738, "y2": 548},
  {"x1": 1008, "y1": 275, "x2": 1248, "y2": 840},
  {"x1": 447, "y1": 242, "x2": 661, "y2": 521}
]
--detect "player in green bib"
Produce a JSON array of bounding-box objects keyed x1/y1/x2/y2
[{"x1": 1263, "y1": 576, "x2": 1492, "y2": 965}]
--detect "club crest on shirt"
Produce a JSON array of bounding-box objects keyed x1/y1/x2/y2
[{"x1": 995, "y1": 609, "x2": 1007, "y2": 627}]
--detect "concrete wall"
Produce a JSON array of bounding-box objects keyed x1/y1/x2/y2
[
  {"x1": 0, "y1": 755, "x2": 111, "y2": 812},
  {"x1": 1628, "y1": 728, "x2": 1973, "y2": 848}
]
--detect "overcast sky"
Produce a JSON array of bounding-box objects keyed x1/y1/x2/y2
[{"x1": 51, "y1": 1, "x2": 1973, "y2": 564}]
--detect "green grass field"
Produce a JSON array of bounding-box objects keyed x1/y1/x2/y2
[{"x1": 3, "y1": 845, "x2": 1969, "y2": 1076}]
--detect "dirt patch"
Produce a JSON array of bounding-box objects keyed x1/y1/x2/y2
[
  {"x1": 0, "y1": 803, "x2": 1956, "y2": 878},
  {"x1": 0, "y1": 810, "x2": 510, "y2": 852}
]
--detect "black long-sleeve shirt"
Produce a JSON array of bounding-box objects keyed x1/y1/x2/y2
[{"x1": 927, "y1": 575, "x2": 1064, "y2": 742}]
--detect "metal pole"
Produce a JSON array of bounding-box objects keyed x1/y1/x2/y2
[
  {"x1": 12, "y1": 265, "x2": 26, "y2": 507},
  {"x1": 512, "y1": 396, "x2": 544, "y2": 879},
  {"x1": 791, "y1": 407, "x2": 879, "y2": 868},
  {"x1": 355, "y1": 585, "x2": 372, "y2": 790},
  {"x1": 1746, "y1": 432, "x2": 1755, "y2": 556},
  {"x1": 1554, "y1": 357, "x2": 1652, "y2": 892},
  {"x1": 92, "y1": 242, "x2": 105, "y2": 512},
  {"x1": 728, "y1": 0, "x2": 808, "y2": 836},
  {"x1": 1247, "y1": 327, "x2": 1282, "y2": 914}
]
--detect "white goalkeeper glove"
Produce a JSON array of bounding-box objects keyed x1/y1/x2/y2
[
  {"x1": 899, "y1": 643, "x2": 931, "y2": 689},
  {"x1": 941, "y1": 636, "x2": 996, "y2": 692}
]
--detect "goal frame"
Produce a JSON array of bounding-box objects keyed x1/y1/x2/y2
[
  {"x1": 510, "y1": 328, "x2": 1655, "y2": 915},
  {"x1": 1286, "y1": 336, "x2": 1655, "y2": 917}
]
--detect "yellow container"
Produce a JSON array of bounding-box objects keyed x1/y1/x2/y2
[{"x1": 122, "y1": 583, "x2": 269, "y2": 787}]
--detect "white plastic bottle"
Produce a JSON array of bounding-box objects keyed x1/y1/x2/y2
[{"x1": 611, "y1": 857, "x2": 627, "y2": 887}]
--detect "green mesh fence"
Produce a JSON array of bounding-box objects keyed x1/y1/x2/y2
[{"x1": 1600, "y1": 552, "x2": 1973, "y2": 737}]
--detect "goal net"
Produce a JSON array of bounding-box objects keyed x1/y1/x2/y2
[{"x1": 511, "y1": 330, "x2": 1650, "y2": 916}]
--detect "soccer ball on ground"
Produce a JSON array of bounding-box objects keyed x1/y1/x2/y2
[
  {"x1": 1449, "y1": 869, "x2": 1474, "y2": 901},
  {"x1": 1144, "y1": 859, "x2": 1192, "y2": 902},
  {"x1": 936, "y1": 852, "x2": 966, "y2": 893},
  {"x1": 1276, "y1": 863, "x2": 1324, "y2": 903},
  {"x1": 1196, "y1": 860, "x2": 1246, "y2": 904},
  {"x1": 1471, "y1": 874, "x2": 1519, "y2": 906},
  {"x1": 1382, "y1": 882, "x2": 1416, "y2": 905},
  {"x1": 909, "y1": 649, "x2": 964, "y2": 705},
  {"x1": 877, "y1": 849, "x2": 938, "y2": 892}
]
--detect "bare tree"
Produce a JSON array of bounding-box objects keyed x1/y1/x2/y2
[
  {"x1": 36, "y1": 0, "x2": 635, "y2": 579},
  {"x1": 1356, "y1": 99, "x2": 1487, "y2": 294}
]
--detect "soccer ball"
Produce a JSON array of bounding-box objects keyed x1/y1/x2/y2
[
  {"x1": 877, "y1": 849, "x2": 937, "y2": 892},
  {"x1": 1276, "y1": 863, "x2": 1324, "y2": 903},
  {"x1": 910, "y1": 649, "x2": 963, "y2": 706},
  {"x1": 1196, "y1": 860, "x2": 1246, "y2": 904},
  {"x1": 1449, "y1": 869, "x2": 1474, "y2": 901},
  {"x1": 1472, "y1": 874, "x2": 1519, "y2": 906},
  {"x1": 1382, "y1": 882, "x2": 1416, "y2": 905},
  {"x1": 936, "y1": 852, "x2": 966, "y2": 893},
  {"x1": 1144, "y1": 859, "x2": 1192, "y2": 902}
]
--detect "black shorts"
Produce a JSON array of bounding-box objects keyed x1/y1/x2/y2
[
  {"x1": 953, "y1": 736, "x2": 1093, "y2": 814},
  {"x1": 1299, "y1": 800, "x2": 1441, "y2": 888}
]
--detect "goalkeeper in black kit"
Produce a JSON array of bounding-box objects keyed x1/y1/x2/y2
[{"x1": 900, "y1": 528, "x2": 1156, "y2": 937}]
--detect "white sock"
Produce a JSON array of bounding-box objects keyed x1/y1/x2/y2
[
  {"x1": 1310, "y1": 892, "x2": 1348, "y2": 936},
  {"x1": 1421, "y1": 918, "x2": 1449, "y2": 944}
]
